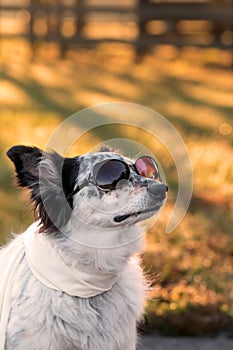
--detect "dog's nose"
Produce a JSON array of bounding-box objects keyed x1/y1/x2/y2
[{"x1": 148, "y1": 182, "x2": 168, "y2": 200}]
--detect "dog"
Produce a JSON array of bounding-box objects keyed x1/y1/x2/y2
[{"x1": 0, "y1": 145, "x2": 167, "y2": 350}]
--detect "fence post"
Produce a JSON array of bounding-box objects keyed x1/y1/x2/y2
[
  {"x1": 29, "y1": 0, "x2": 36, "y2": 55},
  {"x1": 136, "y1": 0, "x2": 150, "y2": 62}
]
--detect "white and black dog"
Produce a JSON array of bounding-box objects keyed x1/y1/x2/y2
[{"x1": 0, "y1": 145, "x2": 167, "y2": 350}]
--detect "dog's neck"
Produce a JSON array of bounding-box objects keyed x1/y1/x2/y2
[
  {"x1": 23, "y1": 222, "x2": 120, "y2": 297},
  {"x1": 47, "y1": 219, "x2": 144, "y2": 274}
]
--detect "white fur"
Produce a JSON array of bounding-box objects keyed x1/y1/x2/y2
[
  {"x1": 2, "y1": 228, "x2": 145, "y2": 350},
  {"x1": 1, "y1": 150, "x2": 166, "y2": 349}
]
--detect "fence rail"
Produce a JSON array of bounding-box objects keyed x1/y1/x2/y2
[{"x1": 138, "y1": 3, "x2": 233, "y2": 21}]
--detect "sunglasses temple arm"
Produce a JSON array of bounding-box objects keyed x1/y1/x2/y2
[{"x1": 66, "y1": 187, "x2": 80, "y2": 200}]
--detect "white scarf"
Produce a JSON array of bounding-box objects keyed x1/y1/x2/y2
[{"x1": 0, "y1": 222, "x2": 119, "y2": 349}]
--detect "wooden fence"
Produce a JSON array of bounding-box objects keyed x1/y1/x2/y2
[
  {"x1": 137, "y1": 0, "x2": 233, "y2": 55},
  {"x1": 0, "y1": 0, "x2": 232, "y2": 56}
]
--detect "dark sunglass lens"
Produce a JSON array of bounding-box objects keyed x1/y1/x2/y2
[
  {"x1": 95, "y1": 160, "x2": 130, "y2": 190},
  {"x1": 135, "y1": 157, "x2": 160, "y2": 180}
]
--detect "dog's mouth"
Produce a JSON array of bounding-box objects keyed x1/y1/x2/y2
[{"x1": 113, "y1": 206, "x2": 160, "y2": 223}]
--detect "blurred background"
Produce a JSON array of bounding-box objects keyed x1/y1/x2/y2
[{"x1": 0, "y1": 0, "x2": 232, "y2": 337}]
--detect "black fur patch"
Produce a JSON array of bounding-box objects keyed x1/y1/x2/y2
[{"x1": 7, "y1": 146, "x2": 80, "y2": 234}]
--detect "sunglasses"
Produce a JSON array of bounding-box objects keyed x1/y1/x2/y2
[
  {"x1": 89, "y1": 156, "x2": 161, "y2": 191},
  {"x1": 67, "y1": 156, "x2": 161, "y2": 199}
]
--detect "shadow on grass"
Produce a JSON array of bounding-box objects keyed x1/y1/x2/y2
[
  {"x1": 163, "y1": 77, "x2": 233, "y2": 122},
  {"x1": 1, "y1": 72, "x2": 77, "y2": 117},
  {"x1": 190, "y1": 194, "x2": 232, "y2": 230},
  {"x1": 2, "y1": 61, "x2": 232, "y2": 146},
  {"x1": 116, "y1": 70, "x2": 233, "y2": 125},
  {"x1": 141, "y1": 304, "x2": 233, "y2": 337}
]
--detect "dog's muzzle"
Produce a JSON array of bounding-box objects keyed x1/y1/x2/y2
[{"x1": 113, "y1": 181, "x2": 168, "y2": 223}]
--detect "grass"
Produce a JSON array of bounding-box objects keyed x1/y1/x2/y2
[{"x1": 0, "y1": 39, "x2": 232, "y2": 335}]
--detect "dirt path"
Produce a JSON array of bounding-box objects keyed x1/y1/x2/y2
[{"x1": 137, "y1": 335, "x2": 233, "y2": 350}]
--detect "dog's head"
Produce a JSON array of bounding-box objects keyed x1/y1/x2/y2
[{"x1": 7, "y1": 146, "x2": 168, "y2": 233}]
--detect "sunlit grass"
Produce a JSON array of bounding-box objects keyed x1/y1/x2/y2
[{"x1": 0, "y1": 39, "x2": 232, "y2": 335}]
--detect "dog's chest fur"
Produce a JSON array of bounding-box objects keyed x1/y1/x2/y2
[{"x1": 5, "y1": 247, "x2": 145, "y2": 350}]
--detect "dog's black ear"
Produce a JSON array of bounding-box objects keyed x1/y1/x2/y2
[
  {"x1": 7, "y1": 145, "x2": 79, "y2": 233},
  {"x1": 7, "y1": 145, "x2": 43, "y2": 189}
]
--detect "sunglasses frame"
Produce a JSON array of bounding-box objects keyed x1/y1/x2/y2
[
  {"x1": 66, "y1": 156, "x2": 161, "y2": 199},
  {"x1": 91, "y1": 159, "x2": 130, "y2": 191}
]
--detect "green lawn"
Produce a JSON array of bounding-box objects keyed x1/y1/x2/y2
[{"x1": 0, "y1": 39, "x2": 232, "y2": 335}]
